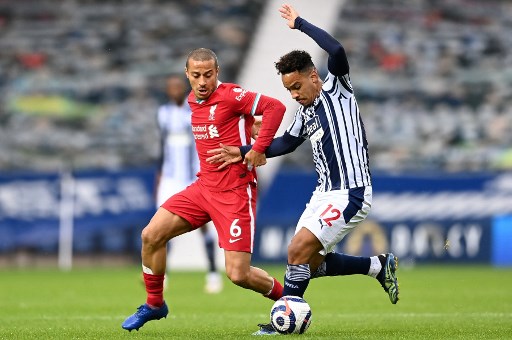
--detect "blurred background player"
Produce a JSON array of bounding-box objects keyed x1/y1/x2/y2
[{"x1": 156, "y1": 74, "x2": 222, "y2": 294}]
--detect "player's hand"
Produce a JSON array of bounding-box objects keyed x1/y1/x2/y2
[
  {"x1": 244, "y1": 149, "x2": 267, "y2": 170},
  {"x1": 251, "y1": 116, "x2": 262, "y2": 140},
  {"x1": 206, "y1": 143, "x2": 242, "y2": 170},
  {"x1": 279, "y1": 3, "x2": 299, "y2": 29}
]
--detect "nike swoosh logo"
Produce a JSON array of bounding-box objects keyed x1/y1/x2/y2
[
  {"x1": 283, "y1": 297, "x2": 291, "y2": 316},
  {"x1": 229, "y1": 238, "x2": 242, "y2": 243}
]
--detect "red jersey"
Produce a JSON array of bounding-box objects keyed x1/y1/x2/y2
[{"x1": 188, "y1": 82, "x2": 285, "y2": 190}]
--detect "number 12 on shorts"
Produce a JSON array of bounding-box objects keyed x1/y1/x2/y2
[{"x1": 318, "y1": 203, "x2": 341, "y2": 227}]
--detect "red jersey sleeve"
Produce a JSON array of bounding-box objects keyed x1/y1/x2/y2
[
  {"x1": 221, "y1": 84, "x2": 285, "y2": 153},
  {"x1": 250, "y1": 95, "x2": 286, "y2": 153}
]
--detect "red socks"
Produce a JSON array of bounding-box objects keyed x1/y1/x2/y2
[
  {"x1": 144, "y1": 273, "x2": 283, "y2": 305},
  {"x1": 264, "y1": 277, "x2": 284, "y2": 301},
  {"x1": 143, "y1": 272, "x2": 165, "y2": 307}
]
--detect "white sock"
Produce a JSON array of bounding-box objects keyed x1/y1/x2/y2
[{"x1": 367, "y1": 256, "x2": 382, "y2": 278}]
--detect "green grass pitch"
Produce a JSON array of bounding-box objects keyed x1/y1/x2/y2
[{"x1": 1, "y1": 265, "x2": 511, "y2": 339}]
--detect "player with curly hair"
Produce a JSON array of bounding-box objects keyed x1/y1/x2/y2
[{"x1": 207, "y1": 4, "x2": 400, "y2": 335}]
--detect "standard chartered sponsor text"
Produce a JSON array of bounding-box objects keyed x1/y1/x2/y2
[{"x1": 193, "y1": 125, "x2": 207, "y2": 139}]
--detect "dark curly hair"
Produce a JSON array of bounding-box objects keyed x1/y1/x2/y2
[{"x1": 275, "y1": 50, "x2": 314, "y2": 75}]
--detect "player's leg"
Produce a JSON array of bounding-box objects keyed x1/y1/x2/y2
[
  {"x1": 224, "y1": 253, "x2": 283, "y2": 336},
  {"x1": 208, "y1": 182, "x2": 283, "y2": 301},
  {"x1": 155, "y1": 176, "x2": 180, "y2": 289},
  {"x1": 251, "y1": 229, "x2": 318, "y2": 336},
  {"x1": 224, "y1": 250, "x2": 282, "y2": 300},
  {"x1": 282, "y1": 187, "x2": 368, "y2": 298},
  {"x1": 280, "y1": 227, "x2": 323, "y2": 298},
  {"x1": 310, "y1": 251, "x2": 398, "y2": 303},
  {"x1": 311, "y1": 252, "x2": 378, "y2": 276},
  {"x1": 122, "y1": 208, "x2": 192, "y2": 331},
  {"x1": 283, "y1": 235, "x2": 394, "y2": 298},
  {"x1": 199, "y1": 223, "x2": 223, "y2": 293},
  {"x1": 199, "y1": 224, "x2": 216, "y2": 273},
  {"x1": 123, "y1": 183, "x2": 210, "y2": 331},
  {"x1": 141, "y1": 208, "x2": 192, "y2": 288},
  {"x1": 309, "y1": 187, "x2": 399, "y2": 303}
]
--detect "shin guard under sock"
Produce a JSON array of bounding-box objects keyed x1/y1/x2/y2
[
  {"x1": 282, "y1": 264, "x2": 311, "y2": 298},
  {"x1": 143, "y1": 272, "x2": 165, "y2": 307}
]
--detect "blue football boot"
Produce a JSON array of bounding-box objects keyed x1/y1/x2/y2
[
  {"x1": 122, "y1": 302, "x2": 169, "y2": 331},
  {"x1": 252, "y1": 323, "x2": 278, "y2": 336}
]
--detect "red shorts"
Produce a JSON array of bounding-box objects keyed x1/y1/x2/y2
[{"x1": 161, "y1": 180, "x2": 257, "y2": 253}]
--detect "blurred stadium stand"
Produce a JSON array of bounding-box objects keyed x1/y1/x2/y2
[
  {"x1": 0, "y1": 0, "x2": 511, "y2": 172},
  {"x1": 0, "y1": 0, "x2": 266, "y2": 171},
  {"x1": 333, "y1": 0, "x2": 512, "y2": 172},
  {"x1": 1, "y1": 0, "x2": 512, "y2": 267}
]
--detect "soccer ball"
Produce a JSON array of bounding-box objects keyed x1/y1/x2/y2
[{"x1": 270, "y1": 295, "x2": 312, "y2": 334}]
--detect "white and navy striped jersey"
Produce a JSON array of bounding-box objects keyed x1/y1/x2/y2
[
  {"x1": 238, "y1": 17, "x2": 372, "y2": 192},
  {"x1": 157, "y1": 101, "x2": 199, "y2": 183},
  {"x1": 286, "y1": 71, "x2": 371, "y2": 191}
]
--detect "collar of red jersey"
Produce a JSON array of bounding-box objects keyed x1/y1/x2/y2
[{"x1": 196, "y1": 81, "x2": 223, "y2": 104}]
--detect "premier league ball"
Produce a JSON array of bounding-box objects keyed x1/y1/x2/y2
[{"x1": 270, "y1": 295, "x2": 312, "y2": 334}]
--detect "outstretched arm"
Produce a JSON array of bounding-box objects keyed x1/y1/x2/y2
[
  {"x1": 279, "y1": 3, "x2": 349, "y2": 76},
  {"x1": 241, "y1": 132, "x2": 304, "y2": 159},
  {"x1": 245, "y1": 95, "x2": 286, "y2": 168},
  {"x1": 206, "y1": 132, "x2": 305, "y2": 170}
]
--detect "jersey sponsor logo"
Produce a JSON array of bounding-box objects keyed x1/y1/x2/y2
[
  {"x1": 208, "y1": 124, "x2": 219, "y2": 138},
  {"x1": 192, "y1": 125, "x2": 208, "y2": 139},
  {"x1": 192, "y1": 125, "x2": 207, "y2": 132},
  {"x1": 209, "y1": 104, "x2": 217, "y2": 121},
  {"x1": 229, "y1": 237, "x2": 243, "y2": 243},
  {"x1": 306, "y1": 115, "x2": 323, "y2": 142},
  {"x1": 192, "y1": 124, "x2": 220, "y2": 139},
  {"x1": 234, "y1": 88, "x2": 248, "y2": 101}
]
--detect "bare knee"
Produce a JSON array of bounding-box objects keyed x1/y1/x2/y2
[
  {"x1": 141, "y1": 208, "x2": 192, "y2": 250},
  {"x1": 141, "y1": 225, "x2": 167, "y2": 250}
]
